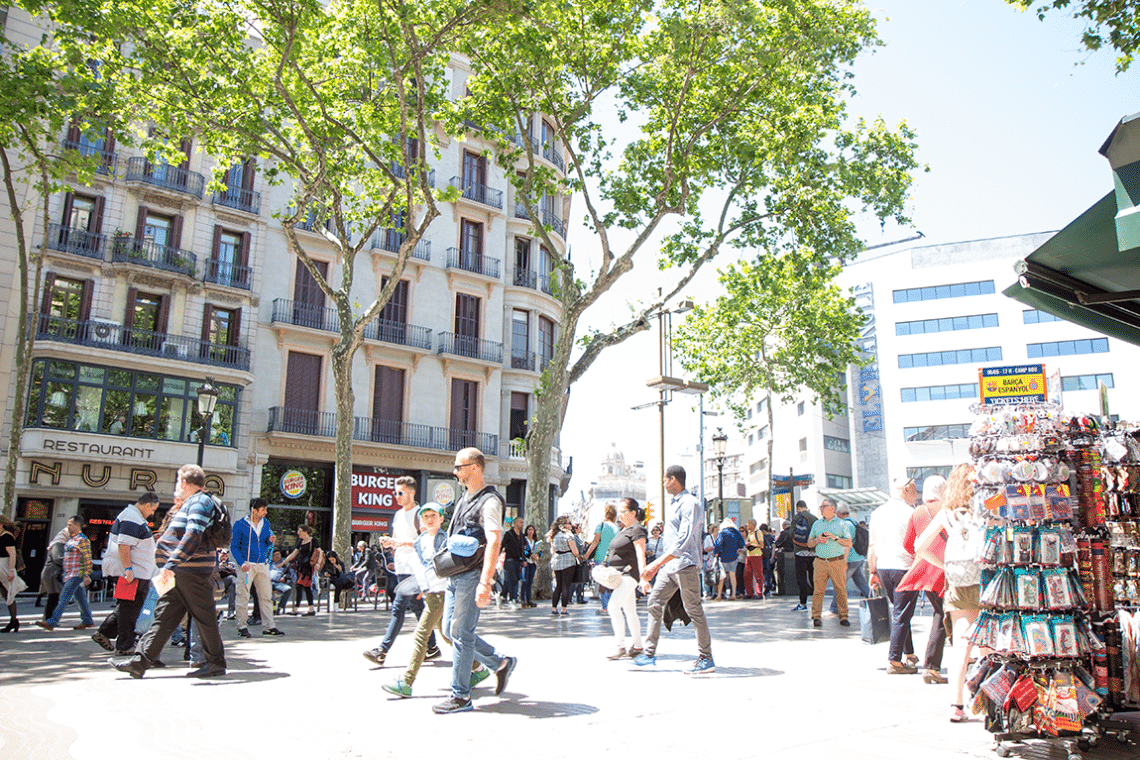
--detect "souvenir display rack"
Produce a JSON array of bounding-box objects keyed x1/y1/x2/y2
[{"x1": 959, "y1": 404, "x2": 1135, "y2": 759}]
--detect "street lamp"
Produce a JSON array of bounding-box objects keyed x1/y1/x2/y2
[
  {"x1": 195, "y1": 378, "x2": 219, "y2": 467},
  {"x1": 712, "y1": 427, "x2": 728, "y2": 522}
]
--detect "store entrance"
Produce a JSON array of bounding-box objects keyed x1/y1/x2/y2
[{"x1": 16, "y1": 498, "x2": 54, "y2": 593}]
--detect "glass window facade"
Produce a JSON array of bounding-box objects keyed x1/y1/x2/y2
[
  {"x1": 1023, "y1": 309, "x2": 1063, "y2": 324},
  {"x1": 895, "y1": 313, "x2": 998, "y2": 336},
  {"x1": 1027, "y1": 338, "x2": 1109, "y2": 358},
  {"x1": 26, "y1": 358, "x2": 238, "y2": 445},
  {"x1": 901, "y1": 383, "x2": 979, "y2": 403},
  {"x1": 826, "y1": 474, "x2": 852, "y2": 489},
  {"x1": 898, "y1": 346, "x2": 1002, "y2": 369},
  {"x1": 892, "y1": 280, "x2": 994, "y2": 304},
  {"x1": 823, "y1": 435, "x2": 850, "y2": 453},
  {"x1": 903, "y1": 423, "x2": 971, "y2": 441},
  {"x1": 1060, "y1": 373, "x2": 1114, "y2": 391}
]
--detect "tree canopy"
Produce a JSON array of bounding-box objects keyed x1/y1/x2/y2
[{"x1": 1006, "y1": 0, "x2": 1140, "y2": 72}]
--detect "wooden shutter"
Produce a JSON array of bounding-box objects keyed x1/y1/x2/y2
[
  {"x1": 66, "y1": 122, "x2": 81, "y2": 144},
  {"x1": 124, "y1": 287, "x2": 138, "y2": 329},
  {"x1": 201, "y1": 304, "x2": 214, "y2": 342},
  {"x1": 134, "y1": 206, "x2": 149, "y2": 240},
  {"x1": 373, "y1": 366, "x2": 404, "y2": 423},
  {"x1": 285, "y1": 352, "x2": 322, "y2": 410},
  {"x1": 40, "y1": 273, "x2": 56, "y2": 315},
  {"x1": 242, "y1": 158, "x2": 256, "y2": 192},
  {"x1": 211, "y1": 225, "x2": 223, "y2": 262},
  {"x1": 92, "y1": 196, "x2": 105, "y2": 235},
  {"x1": 61, "y1": 193, "x2": 75, "y2": 229},
  {"x1": 79, "y1": 280, "x2": 94, "y2": 322},
  {"x1": 455, "y1": 293, "x2": 479, "y2": 338},
  {"x1": 239, "y1": 231, "x2": 251, "y2": 268},
  {"x1": 179, "y1": 139, "x2": 192, "y2": 170},
  {"x1": 170, "y1": 215, "x2": 184, "y2": 250},
  {"x1": 155, "y1": 294, "x2": 170, "y2": 335},
  {"x1": 229, "y1": 307, "x2": 242, "y2": 346}
]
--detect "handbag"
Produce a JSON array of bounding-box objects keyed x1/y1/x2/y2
[
  {"x1": 591, "y1": 564, "x2": 623, "y2": 590},
  {"x1": 432, "y1": 534, "x2": 486, "y2": 579}
]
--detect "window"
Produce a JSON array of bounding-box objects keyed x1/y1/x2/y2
[
  {"x1": 797, "y1": 401, "x2": 805, "y2": 416},
  {"x1": 292, "y1": 259, "x2": 328, "y2": 329},
  {"x1": 892, "y1": 280, "x2": 995, "y2": 303},
  {"x1": 55, "y1": 193, "x2": 106, "y2": 256},
  {"x1": 539, "y1": 246, "x2": 554, "y2": 294},
  {"x1": 903, "y1": 423, "x2": 971, "y2": 441},
  {"x1": 1061, "y1": 373, "x2": 1114, "y2": 392},
  {"x1": 798, "y1": 437, "x2": 807, "y2": 452},
  {"x1": 123, "y1": 288, "x2": 169, "y2": 352},
  {"x1": 510, "y1": 392, "x2": 529, "y2": 440},
  {"x1": 757, "y1": 399, "x2": 766, "y2": 413},
  {"x1": 39, "y1": 275, "x2": 93, "y2": 339},
  {"x1": 895, "y1": 313, "x2": 999, "y2": 336},
  {"x1": 133, "y1": 206, "x2": 184, "y2": 257},
  {"x1": 823, "y1": 435, "x2": 850, "y2": 453},
  {"x1": 898, "y1": 346, "x2": 1002, "y2": 369},
  {"x1": 283, "y1": 351, "x2": 322, "y2": 435},
  {"x1": 514, "y1": 237, "x2": 532, "y2": 288},
  {"x1": 459, "y1": 219, "x2": 483, "y2": 268},
  {"x1": 453, "y1": 293, "x2": 481, "y2": 358},
  {"x1": 758, "y1": 426, "x2": 769, "y2": 439},
  {"x1": 747, "y1": 434, "x2": 753, "y2": 445},
  {"x1": 1023, "y1": 309, "x2": 1063, "y2": 324},
  {"x1": 206, "y1": 226, "x2": 250, "y2": 288},
  {"x1": 908, "y1": 466, "x2": 952, "y2": 490},
  {"x1": 450, "y1": 378, "x2": 479, "y2": 448},
  {"x1": 461, "y1": 151, "x2": 486, "y2": 188},
  {"x1": 746, "y1": 408, "x2": 752, "y2": 420},
  {"x1": 901, "y1": 383, "x2": 979, "y2": 403},
  {"x1": 826, "y1": 474, "x2": 852, "y2": 490},
  {"x1": 538, "y1": 316, "x2": 555, "y2": 369},
  {"x1": 25, "y1": 358, "x2": 237, "y2": 443},
  {"x1": 200, "y1": 305, "x2": 242, "y2": 365},
  {"x1": 1028, "y1": 338, "x2": 1109, "y2": 358},
  {"x1": 369, "y1": 365, "x2": 405, "y2": 443},
  {"x1": 511, "y1": 309, "x2": 530, "y2": 369}
]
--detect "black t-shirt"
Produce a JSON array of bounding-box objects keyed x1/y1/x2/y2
[
  {"x1": 0, "y1": 532, "x2": 15, "y2": 554},
  {"x1": 605, "y1": 523, "x2": 648, "y2": 580}
]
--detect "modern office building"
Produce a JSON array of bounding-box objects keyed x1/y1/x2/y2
[
  {"x1": 738, "y1": 231, "x2": 1140, "y2": 525},
  {"x1": 0, "y1": 6, "x2": 570, "y2": 585}
]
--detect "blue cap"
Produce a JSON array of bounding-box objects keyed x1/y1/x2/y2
[{"x1": 447, "y1": 535, "x2": 480, "y2": 557}]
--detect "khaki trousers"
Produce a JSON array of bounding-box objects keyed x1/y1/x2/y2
[{"x1": 811, "y1": 557, "x2": 848, "y2": 620}]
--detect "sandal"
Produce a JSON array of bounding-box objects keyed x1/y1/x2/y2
[
  {"x1": 949, "y1": 704, "x2": 968, "y2": 723},
  {"x1": 923, "y1": 669, "x2": 949, "y2": 684}
]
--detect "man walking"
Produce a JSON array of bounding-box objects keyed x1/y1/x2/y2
[
  {"x1": 93, "y1": 493, "x2": 160, "y2": 654},
  {"x1": 364, "y1": 476, "x2": 438, "y2": 666},
  {"x1": 869, "y1": 475, "x2": 920, "y2": 674},
  {"x1": 37, "y1": 516, "x2": 95, "y2": 631},
  {"x1": 789, "y1": 501, "x2": 817, "y2": 611},
  {"x1": 434, "y1": 448, "x2": 516, "y2": 714},
  {"x1": 742, "y1": 519, "x2": 766, "y2": 599},
  {"x1": 808, "y1": 498, "x2": 854, "y2": 627},
  {"x1": 110, "y1": 464, "x2": 227, "y2": 678},
  {"x1": 231, "y1": 498, "x2": 284, "y2": 638},
  {"x1": 830, "y1": 505, "x2": 871, "y2": 614},
  {"x1": 500, "y1": 517, "x2": 524, "y2": 609},
  {"x1": 634, "y1": 465, "x2": 715, "y2": 675}
]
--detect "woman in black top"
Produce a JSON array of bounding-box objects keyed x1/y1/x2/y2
[
  {"x1": 280, "y1": 525, "x2": 317, "y2": 615},
  {"x1": 0, "y1": 516, "x2": 22, "y2": 632},
  {"x1": 603, "y1": 498, "x2": 648, "y2": 660}
]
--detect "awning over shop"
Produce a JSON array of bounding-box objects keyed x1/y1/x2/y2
[{"x1": 817, "y1": 487, "x2": 889, "y2": 512}]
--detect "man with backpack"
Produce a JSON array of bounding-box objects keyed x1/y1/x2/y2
[
  {"x1": 111, "y1": 463, "x2": 229, "y2": 679},
  {"x1": 830, "y1": 505, "x2": 871, "y2": 614},
  {"x1": 789, "y1": 501, "x2": 817, "y2": 611}
]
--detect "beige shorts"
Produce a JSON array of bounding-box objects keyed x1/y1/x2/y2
[{"x1": 943, "y1": 583, "x2": 980, "y2": 613}]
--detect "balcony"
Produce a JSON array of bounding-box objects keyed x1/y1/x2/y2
[
  {"x1": 539, "y1": 272, "x2": 554, "y2": 296},
  {"x1": 390, "y1": 163, "x2": 436, "y2": 188},
  {"x1": 362, "y1": 317, "x2": 432, "y2": 350},
  {"x1": 111, "y1": 235, "x2": 197, "y2": 277},
  {"x1": 513, "y1": 268, "x2": 537, "y2": 289},
  {"x1": 542, "y1": 143, "x2": 565, "y2": 172},
  {"x1": 448, "y1": 176, "x2": 502, "y2": 209},
  {"x1": 370, "y1": 228, "x2": 431, "y2": 261},
  {"x1": 212, "y1": 187, "x2": 261, "y2": 215},
  {"x1": 45, "y1": 223, "x2": 106, "y2": 261},
  {"x1": 510, "y1": 350, "x2": 536, "y2": 371},
  {"x1": 202, "y1": 258, "x2": 252, "y2": 291},
  {"x1": 268, "y1": 406, "x2": 498, "y2": 453},
  {"x1": 124, "y1": 157, "x2": 205, "y2": 199},
  {"x1": 513, "y1": 202, "x2": 566, "y2": 239},
  {"x1": 61, "y1": 139, "x2": 116, "y2": 174},
  {"x1": 271, "y1": 298, "x2": 340, "y2": 333},
  {"x1": 446, "y1": 248, "x2": 500, "y2": 279},
  {"x1": 436, "y1": 332, "x2": 503, "y2": 363},
  {"x1": 35, "y1": 315, "x2": 250, "y2": 370}
]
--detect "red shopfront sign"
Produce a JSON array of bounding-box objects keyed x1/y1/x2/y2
[{"x1": 351, "y1": 470, "x2": 400, "y2": 533}]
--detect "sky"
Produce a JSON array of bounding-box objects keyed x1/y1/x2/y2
[{"x1": 554, "y1": 0, "x2": 1140, "y2": 513}]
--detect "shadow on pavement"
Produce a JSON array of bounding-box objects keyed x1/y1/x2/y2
[{"x1": 474, "y1": 697, "x2": 599, "y2": 719}]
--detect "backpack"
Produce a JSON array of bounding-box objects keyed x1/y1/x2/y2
[
  {"x1": 852, "y1": 522, "x2": 869, "y2": 556},
  {"x1": 792, "y1": 514, "x2": 812, "y2": 546},
  {"x1": 201, "y1": 493, "x2": 233, "y2": 549}
]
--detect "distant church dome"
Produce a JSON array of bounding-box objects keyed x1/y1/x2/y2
[{"x1": 603, "y1": 442, "x2": 625, "y2": 464}]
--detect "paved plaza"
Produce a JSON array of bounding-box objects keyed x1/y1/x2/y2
[{"x1": 3, "y1": 591, "x2": 1140, "y2": 760}]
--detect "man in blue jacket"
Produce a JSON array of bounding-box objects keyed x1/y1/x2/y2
[
  {"x1": 713, "y1": 519, "x2": 745, "y2": 600},
  {"x1": 231, "y1": 498, "x2": 283, "y2": 638}
]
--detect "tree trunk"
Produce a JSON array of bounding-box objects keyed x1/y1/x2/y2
[{"x1": 330, "y1": 323, "x2": 356, "y2": 560}]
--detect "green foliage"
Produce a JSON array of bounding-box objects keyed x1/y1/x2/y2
[
  {"x1": 673, "y1": 253, "x2": 867, "y2": 423},
  {"x1": 1007, "y1": 0, "x2": 1140, "y2": 72}
]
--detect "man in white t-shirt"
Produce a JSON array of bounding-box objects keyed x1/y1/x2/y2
[
  {"x1": 363, "y1": 476, "x2": 438, "y2": 667},
  {"x1": 869, "y1": 475, "x2": 920, "y2": 674}
]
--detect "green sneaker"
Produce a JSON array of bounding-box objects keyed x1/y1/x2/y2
[
  {"x1": 469, "y1": 668, "x2": 491, "y2": 688},
  {"x1": 381, "y1": 680, "x2": 412, "y2": 698}
]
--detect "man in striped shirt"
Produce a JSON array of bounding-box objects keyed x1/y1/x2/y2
[{"x1": 111, "y1": 464, "x2": 227, "y2": 678}]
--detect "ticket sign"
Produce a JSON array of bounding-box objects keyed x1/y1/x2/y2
[{"x1": 979, "y1": 364, "x2": 1047, "y2": 405}]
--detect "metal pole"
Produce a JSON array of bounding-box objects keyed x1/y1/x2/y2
[
  {"x1": 717, "y1": 456, "x2": 725, "y2": 522},
  {"x1": 698, "y1": 394, "x2": 705, "y2": 521},
  {"x1": 196, "y1": 411, "x2": 212, "y2": 467},
  {"x1": 658, "y1": 297, "x2": 666, "y2": 524}
]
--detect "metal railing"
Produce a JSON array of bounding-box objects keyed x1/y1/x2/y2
[
  {"x1": 510, "y1": 350, "x2": 536, "y2": 371},
  {"x1": 513, "y1": 268, "x2": 537, "y2": 289},
  {"x1": 513, "y1": 202, "x2": 565, "y2": 239},
  {"x1": 542, "y1": 143, "x2": 565, "y2": 172},
  {"x1": 212, "y1": 187, "x2": 261, "y2": 215},
  {"x1": 436, "y1": 332, "x2": 503, "y2": 363},
  {"x1": 202, "y1": 258, "x2": 253, "y2": 290},
  {"x1": 539, "y1": 352, "x2": 555, "y2": 371},
  {"x1": 271, "y1": 298, "x2": 340, "y2": 332},
  {"x1": 46, "y1": 223, "x2": 106, "y2": 261},
  {"x1": 35, "y1": 315, "x2": 250, "y2": 370},
  {"x1": 61, "y1": 139, "x2": 116, "y2": 174},
  {"x1": 389, "y1": 163, "x2": 436, "y2": 188},
  {"x1": 268, "y1": 406, "x2": 498, "y2": 453},
  {"x1": 370, "y1": 228, "x2": 431, "y2": 261},
  {"x1": 111, "y1": 236, "x2": 197, "y2": 277},
  {"x1": 448, "y1": 176, "x2": 503, "y2": 209},
  {"x1": 445, "y1": 248, "x2": 500, "y2": 279},
  {"x1": 124, "y1": 157, "x2": 205, "y2": 199},
  {"x1": 362, "y1": 317, "x2": 432, "y2": 350}
]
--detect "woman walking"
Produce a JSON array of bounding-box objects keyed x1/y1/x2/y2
[
  {"x1": 547, "y1": 516, "x2": 581, "y2": 615},
  {"x1": 1, "y1": 517, "x2": 26, "y2": 632},
  {"x1": 280, "y1": 525, "x2": 318, "y2": 615},
  {"x1": 604, "y1": 498, "x2": 647, "y2": 659}
]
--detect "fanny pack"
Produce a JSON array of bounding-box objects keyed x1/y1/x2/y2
[{"x1": 432, "y1": 534, "x2": 486, "y2": 578}]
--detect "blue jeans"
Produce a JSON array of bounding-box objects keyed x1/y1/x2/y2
[
  {"x1": 520, "y1": 564, "x2": 536, "y2": 605},
  {"x1": 502, "y1": 559, "x2": 521, "y2": 602},
  {"x1": 443, "y1": 570, "x2": 506, "y2": 700},
  {"x1": 380, "y1": 574, "x2": 435, "y2": 653},
  {"x1": 879, "y1": 568, "x2": 918, "y2": 662},
  {"x1": 46, "y1": 576, "x2": 94, "y2": 627},
  {"x1": 830, "y1": 560, "x2": 872, "y2": 613}
]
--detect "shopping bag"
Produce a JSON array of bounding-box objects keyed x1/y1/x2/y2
[{"x1": 860, "y1": 595, "x2": 890, "y2": 644}]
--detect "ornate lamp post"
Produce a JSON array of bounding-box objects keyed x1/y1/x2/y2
[
  {"x1": 712, "y1": 427, "x2": 728, "y2": 522},
  {"x1": 195, "y1": 379, "x2": 219, "y2": 467}
]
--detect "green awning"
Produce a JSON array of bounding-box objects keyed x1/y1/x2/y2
[{"x1": 1003, "y1": 192, "x2": 1140, "y2": 347}]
